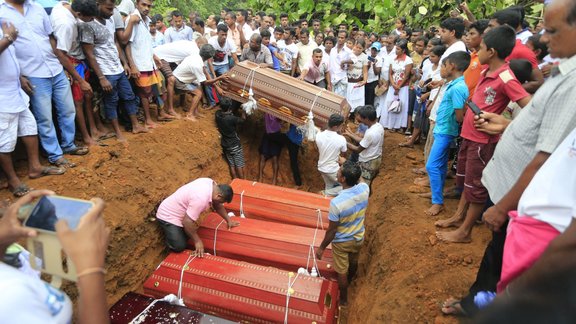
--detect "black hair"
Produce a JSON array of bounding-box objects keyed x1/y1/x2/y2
[
  {"x1": 312, "y1": 48, "x2": 323, "y2": 55},
  {"x1": 444, "y1": 51, "x2": 471, "y2": 72},
  {"x1": 268, "y1": 13, "x2": 276, "y2": 21},
  {"x1": 469, "y1": 19, "x2": 489, "y2": 35},
  {"x1": 412, "y1": 27, "x2": 423, "y2": 34},
  {"x1": 299, "y1": 28, "x2": 310, "y2": 36},
  {"x1": 274, "y1": 26, "x2": 284, "y2": 34},
  {"x1": 285, "y1": 27, "x2": 296, "y2": 38},
  {"x1": 218, "y1": 184, "x2": 234, "y2": 203},
  {"x1": 216, "y1": 23, "x2": 228, "y2": 33},
  {"x1": 509, "y1": 59, "x2": 532, "y2": 84},
  {"x1": 150, "y1": 17, "x2": 157, "y2": 25},
  {"x1": 415, "y1": 36, "x2": 428, "y2": 45},
  {"x1": 194, "y1": 18, "x2": 204, "y2": 28},
  {"x1": 153, "y1": 13, "x2": 163, "y2": 22},
  {"x1": 171, "y1": 10, "x2": 182, "y2": 18},
  {"x1": 212, "y1": 15, "x2": 220, "y2": 25},
  {"x1": 312, "y1": 18, "x2": 320, "y2": 24},
  {"x1": 260, "y1": 29, "x2": 271, "y2": 38},
  {"x1": 492, "y1": 9, "x2": 521, "y2": 29},
  {"x1": 328, "y1": 113, "x2": 345, "y2": 128},
  {"x1": 299, "y1": 20, "x2": 308, "y2": 27},
  {"x1": 357, "y1": 105, "x2": 377, "y2": 121},
  {"x1": 250, "y1": 33, "x2": 262, "y2": 45},
  {"x1": 324, "y1": 36, "x2": 336, "y2": 45},
  {"x1": 395, "y1": 39, "x2": 409, "y2": 54},
  {"x1": 404, "y1": 27, "x2": 412, "y2": 37},
  {"x1": 225, "y1": 11, "x2": 236, "y2": 20},
  {"x1": 428, "y1": 37, "x2": 442, "y2": 47},
  {"x1": 397, "y1": 17, "x2": 407, "y2": 25},
  {"x1": 219, "y1": 97, "x2": 233, "y2": 112},
  {"x1": 341, "y1": 161, "x2": 362, "y2": 187},
  {"x1": 337, "y1": 30, "x2": 349, "y2": 38},
  {"x1": 440, "y1": 17, "x2": 465, "y2": 38},
  {"x1": 280, "y1": 12, "x2": 288, "y2": 19},
  {"x1": 527, "y1": 34, "x2": 549, "y2": 60},
  {"x1": 237, "y1": 9, "x2": 248, "y2": 20},
  {"x1": 431, "y1": 45, "x2": 447, "y2": 57},
  {"x1": 71, "y1": 0, "x2": 98, "y2": 16},
  {"x1": 483, "y1": 25, "x2": 516, "y2": 59},
  {"x1": 199, "y1": 44, "x2": 216, "y2": 61},
  {"x1": 256, "y1": 11, "x2": 266, "y2": 18}
]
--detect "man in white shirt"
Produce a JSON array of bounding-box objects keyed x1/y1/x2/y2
[
  {"x1": 164, "y1": 10, "x2": 193, "y2": 43},
  {"x1": 316, "y1": 114, "x2": 347, "y2": 196},
  {"x1": 235, "y1": 9, "x2": 253, "y2": 49},
  {"x1": 293, "y1": 28, "x2": 318, "y2": 76},
  {"x1": 208, "y1": 24, "x2": 238, "y2": 76},
  {"x1": 344, "y1": 105, "x2": 384, "y2": 192},
  {"x1": 330, "y1": 30, "x2": 352, "y2": 96},
  {"x1": 277, "y1": 27, "x2": 298, "y2": 74}
]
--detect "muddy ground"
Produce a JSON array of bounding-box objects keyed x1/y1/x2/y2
[{"x1": 5, "y1": 107, "x2": 491, "y2": 323}]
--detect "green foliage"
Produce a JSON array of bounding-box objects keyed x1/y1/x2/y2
[
  {"x1": 246, "y1": 0, "x2": 540, "y2": 33},
  {"x1": 151, "y1": 0, "x2": 247, "y2": 21}
]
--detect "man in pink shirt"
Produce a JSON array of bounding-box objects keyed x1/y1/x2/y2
[{"x1": 156, "y1": 178, "x2": 239, "y2": 255}]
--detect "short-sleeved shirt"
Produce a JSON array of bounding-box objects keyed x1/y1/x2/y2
[
  {"x1": 116, "y1": 0, "x2": 134, "y2": 15},
  {"x1": 329, "y1": 182, "x2": 369, "y2": 243},
  {"x1": 316, "y1": 129, "x2": 347, "y2": 173},
  {"x1": 433, "y1": 76, "x2": 468, "y2": 137},
  {"x1": 461, "y1": 64, "x2": 529, "y2": 144},
  {"x1": 78, "y1": 19, "x2": 124, "y2": 76},
  {"x1": 164, "y1": 25, "x2": 193, "y2": 43},
  {"x1": 440, "y1": 40, "x2": 467, "y2": 63},
  {"x1": 463, "y1": 51, "x2": 484, "y2": 100},
  {"x1": 151, "y1": 32, "x2": 164, "y2": 48},
  {"x1": 215, "y1": 110, "x2": 243, "y2": 148},
  {"x1": 303, "y1": 60, "x2": 329, "y2": 83},
  {"x1": 389, "y1": 55, "x2": 413, "y2": 87},
  {"x1": 507, "y1": 40, "x2": 538, "y2": 69},
  {"x1": 264, "y1": 113, "x2": 281, "y2": 133},
  {"x1": 347, "y1": 52, "x2": 368, "y2": 80},
  {"x1": 367, "y1": 55, "x2": 382, "y2": 83},
  {"x1": 296, "y1": 41, "x2": 318, "y2": 72},
  {"x1": 172, "y1": 54, "x2": 206, "y2": 85},
  {"x1": 208, "y1": 36, "x2": 236, "y2": 66},
  {"x1": 482, "y1": 54, "x2": 576, "y2": 204},
  {"x1": 50, "y1": 1, "x2": 84, "y2": 59},
  {"x1": 156, "y1": 178, "x2": 214, "y2": 226},
  {"x1": 359, "y1": 122, "x2": 384, "y2": 162},
  {"x1": 0, "y1": 0, "x2": 63, "y2": 77},
  {"x1": 241, "y1": 45, "x2": 273, "y2": 66},
  {"x1": 329, "y1": 45, "x2": 351, "y2": 82},
  {"x1": 0, "y1": 29, "x2": 29, "y2": 113},
  {"x1": 127, "y1": 10, "x2": 155, "y2": 72},
  {"x1": 277, "y1": 40, "x2": 298, "y2": 72},
  {"x1": 267, "y1": 44, "x2": 281, "y2": 71},
  {"x1": 153, "y1": 40, "x2": 198, "y2": 64}
]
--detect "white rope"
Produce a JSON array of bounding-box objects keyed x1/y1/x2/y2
[
  {"x1": 305, "y1": 209, "x2": 324, "y2": 278},
  {"x1": 177, "y1": 254, "x2": 196, "y2": 299},
  {"x1": 212, "y1": 220, "x2": 226, "y2": 256},
  {"x1": 239, "y1": 190, "x2": 246, "y2": 218},
  {"x1": 241, "y1": 66, "x2": 259, "y2": 93},
  {"x1": 309, "y1": 89, "x2": 325, "y2": 113},
  {"x1": 283, "y1": 272, "x2": 301, "y2": 324}
]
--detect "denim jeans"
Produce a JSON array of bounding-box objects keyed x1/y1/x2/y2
[
  {"x1": 425, "y1": 133, "x2": 455, "y2": 205},
  {"x1": 203, "y1": 64, "x2": 217, "y2": 106},
  {"x1": 28, "y1": 71, "x2": 77, "y2": 163},
  {"x1": 103, "y1": 73, "x2": 138, "y2": 120},
  {"x1": 213, "y1": 64, "x2": 229, "y2": 76}
]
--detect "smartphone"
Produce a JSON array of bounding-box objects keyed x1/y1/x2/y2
[
  {"x1": 368, "y1": 56, "x2": 375, "y2": 62},
  {"x1": 23, "y1": 196, "x2": 94, "y2": 232},
  {"x1": 467, "y1": 100, "x2": 482, "y2": 116}
]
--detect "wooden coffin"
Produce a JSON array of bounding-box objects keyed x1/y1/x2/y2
[
  {"x1": 221, "y1": 61, "x2": 350, "y2": 129},
  {"x1": 143, "y1": 252, "x2": 339, "y2": 324},
  {"x1": 195, "y1": 213, "x2": 337, "y2": 280},
  {"x1": 225, "y1": 179, "x2": 331, "y2": 229},
  {"x1": 109, "y1": 291, "x2": 234, "y2": 324}
]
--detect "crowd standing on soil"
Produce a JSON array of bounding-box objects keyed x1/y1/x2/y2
[{"x1": 1, "y1": 0, "x2": 576, "y2": 322}]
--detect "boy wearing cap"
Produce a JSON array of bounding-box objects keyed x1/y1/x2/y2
[{"x1": 366, "y1": 42, "x2": 383, "y2": 106}]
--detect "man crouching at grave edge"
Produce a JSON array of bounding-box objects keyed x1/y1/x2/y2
[
  {"x1": 156, "y1": 178, "x2": 240, "y2": 256},
  {"x1": 316, "y1": 161, "x2": 368, "y2": 308}
]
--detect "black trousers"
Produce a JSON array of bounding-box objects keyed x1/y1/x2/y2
[
  {"x1": 287, "y1": 140, "x2": 302, "y2": 186},
  {"x1": 157, "y1": 218, "x2": 188, "y2": 252},
  {"x1": 365, "y1": 81, "x2": 378, "y2": 107}
]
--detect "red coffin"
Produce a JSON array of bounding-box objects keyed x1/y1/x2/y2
[
  {"x1": 226, "y1": 179, "x2": 331, "y2": 229},
  {"x1": 195, "y1": 213, "x2": 337, "y2": 280},
  {"x1": 109, "y1": 292, "x2": 234, "y2": 324},
  {"x1": 143, "y1": 252, "x2": 339, "y2": 324}
]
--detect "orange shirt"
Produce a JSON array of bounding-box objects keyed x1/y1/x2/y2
[{"x1": 463, "y1": 51, "x2": 485, "y2": 100}]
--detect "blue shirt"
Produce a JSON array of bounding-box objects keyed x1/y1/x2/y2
[
  {"x1": 329, "y1": 182, "x2": 369, "y2": 243},
  {"x1": 286, "y1": 124, "x2": 303, "y2": 145},
  {"x1": 164, "y1": 25, "x2": 193, "y2": 43},
  {"x1": 0, "y1": 29, "x2": 29, "y2": 113},
  {"x1": 267, "y1": 43, "x2": 280, "y2": 71},
  {"x1": 434, "y1": 75, "x2": 468, "y2": 137},
  {"x1": 0, "y1": 0, "x2": 63, "y2": 78}
]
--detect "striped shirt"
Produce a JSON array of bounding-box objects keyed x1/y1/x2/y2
[
  {"x1": 482, "y1": 54, "x2": 576, "y2": 203},
  {"x1": 329, "y1": 182, "x2": 369, "y2": 243}
]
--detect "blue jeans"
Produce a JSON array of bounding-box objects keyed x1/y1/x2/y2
[
  {"x1": 28, "y1": 71, "x2": 77, "y2": 163},
  {"x1": 103, "y1": 73, "x2": 138, "y2": 120},
  {"x1": 213, "y1": 64, "x2": 229, "y2": 76},
  {"x1": 425, "y1": 133, "x2": 455, "y2": 205}
]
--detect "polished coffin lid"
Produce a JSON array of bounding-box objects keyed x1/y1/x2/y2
[
  {"x1": 143, "y1": 252, "x2": 339, "y2": 324},
  {"x1": 221, "y1": 61, "x2": 350, "y2": 129},
  {"x1": 195, "y1": 213, "x2": 337, "y2": 280},
  {"x1": 109, "y1": 291, "x2": 234, "y2": 324},
  {"x1": 226, "y1": 179, "x2": 330, "y2": 229}
]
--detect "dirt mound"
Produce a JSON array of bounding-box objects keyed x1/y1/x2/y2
[{"x1": 4, "y1": 109, "x2": 489, "y2": 322}]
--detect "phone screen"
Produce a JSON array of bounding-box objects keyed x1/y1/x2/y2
[{"x1": 24, "y1": 196, "x2": 93, "y2": 231}]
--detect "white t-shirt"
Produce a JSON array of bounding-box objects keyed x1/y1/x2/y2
[
  {"x1": 516, "y1": 29, "x2": 533, "y2": 44},
  {"x1": 420, "y1": 58, "x2": 433, "y2": 83},
  {"x1": 329, "y1": 46, "x2": 351, "y2": 82},
  {"x1": 440, "y1": 40, "x2": 466, "y2": 63},
  {"x1": 153, "y1": 40, "x2": 199, "y2": 64},
  {"x1": 347, "y1": 52, "x2": 368, "y2": 80},
  {"x1": 516, "y1": 127, "x2": 576, "y2": 233},
  {"x1": 359, "y1": 122, "x2": 384, "y2": 162},
  {"x1": 173, "y1": 54, "x2": 207, "y2": 85},
  {"x1": 277, "y1": 40, "x2": 298, "y2": 72},
  {"x1": 378, "y1": 50, "x2": 396, "y2": 81},
  {"x1": 367, "y1": 55, "x2": 382, "y2": 83},
  {"x1": 208, "y1": 36, "x2": 236, "y2": 66},
  {"x1": 50, "y1": 1, "x2": 84, "y2": 59},
  {"x1": 297, "y1": 41, "x2": 319, "y2": 72},
  {"x1": 0, "y1": 263, "x2": 73, "y2": 323},
  {"x1": 127, "y1": 10, "x2": 155, "y2": 71},
  {"x1": 315, "y1": 130, "x2": 347, "y2": 173}
]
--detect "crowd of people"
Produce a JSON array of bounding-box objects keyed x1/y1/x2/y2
[{"x1": 1, "y1": 0, "x2": 576, "y2": 321}]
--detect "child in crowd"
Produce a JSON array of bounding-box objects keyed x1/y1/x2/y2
[
  {"x1": 261, "y1": 29, "x2": 281, "y2": 71},
  {"x1": 435, "y1": 26, "x2": 531, "y2": 242},
  {"x1": 425, "y1": 51, "x2": 470, "y2": 216},
  {"x1": 215, "y1": 98, "x2": 246, "y2": 179}
]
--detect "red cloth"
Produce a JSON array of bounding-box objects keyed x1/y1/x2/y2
[
  {"x1": 497, "y1": 211, "x2": 561, "y2": 293},
  {"x1": 460, "y1": 63, "x2": 529, "y2": 144},
  {"x1": 507, "y1": 40, "x2": 538, "y2": 69}
]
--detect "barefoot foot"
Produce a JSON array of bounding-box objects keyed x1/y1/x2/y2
[
  {"x1": 436, "y1": 228, "x2": 472, "y2": 243},
  {"x1": 132, "y1": 125, "x2": 149, "y2": 134},
  {"x1": 435, "y1": 216, "x2": 463, "y2": 228},
  {"x1": 425, "y1": 204, "x2": 444, "y2": 216}
]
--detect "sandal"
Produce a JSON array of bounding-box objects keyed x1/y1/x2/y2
[
  {"x1": 52, "y1": 157, "x2": 76, "y2": 168},
  {"x1": 10, "y1": 183, "x2": 32, "y2": 198},
  {"x1": 64, "y1": 146, "x2": 89, "y2": 156},
  {"x1": 29, "y1": 166, "x2": 65, "y2": 179}
]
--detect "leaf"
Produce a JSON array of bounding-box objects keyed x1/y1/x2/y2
[
  {"x1": 374, "y1": 5, "x2": 384, "y2": 14},
  {"x1": 418, "y1": 6, "x2": 428, "y2": 15}
]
